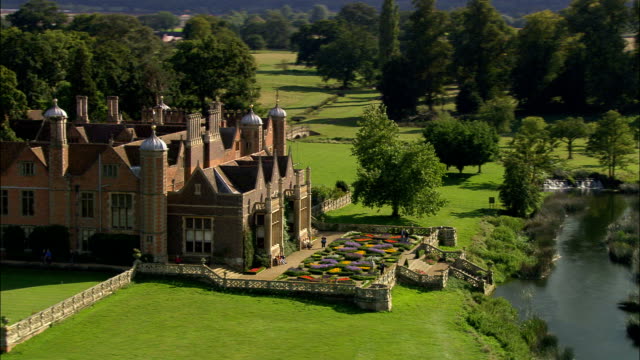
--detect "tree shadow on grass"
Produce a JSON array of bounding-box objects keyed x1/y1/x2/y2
[
  {"x1": 398, "y1": 129, "x2": 424, "y2": 135},
  {"x1": 278, "y1": 85, "x2": 333, "y2": 94},
  {"x1": 460, "y1": 182, "x2": 500, "y2": 191},
  {"x1": 135, "y1": 274, "x2": 369, "y2": 314},
  {"x1": 303, "y1": 117, "x2": 360, "y2": 127},
  {"x1": 450, "y1": 208, "x2": 497, "y2": 219},
  {"x1": 256, "y1": 69, "x2": 317, "y2": 77},
  {"x1": 0, "y1": 266, "x2": 117, "y2": 291},
  {"x1": 442, "y1": 173, "x2": 475, "y2": 186},
  {"x1": 322, "y1": 213, "x2": 417, "y2": 226}
]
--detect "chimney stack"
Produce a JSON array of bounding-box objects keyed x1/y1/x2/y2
[
  {"x1": 107, "y1": 96, "x2": 121, "y2": 123},
  {"x1": 75, "y1": 95, "x2": 89, "y2": 124}
]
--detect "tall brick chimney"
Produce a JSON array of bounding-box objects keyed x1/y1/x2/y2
[
  {"x1": 106, "y1": 96, "x2": 121, "y2": 123},
  {"x1": 75, "y1": 95, "x2": 89, "y2": 124}
]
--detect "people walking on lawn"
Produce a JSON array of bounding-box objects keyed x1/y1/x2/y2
[{"x1": 321, "y1": 236, "x2": 327, "y2": 248}]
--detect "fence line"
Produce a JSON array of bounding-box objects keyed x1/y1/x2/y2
[{"x1": 1, "y1": 266, "x2": 136, "y2": 352}]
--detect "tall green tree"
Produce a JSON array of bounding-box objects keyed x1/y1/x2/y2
[
  {"x1": 549, "y1": 116, "x2": 592, "y2": 159},
  {"x1": 0, "y1": 65, "x2": 28, "y2": 122},
  {"x1": 379, "y1": 0, "x2": 400, "y2": 67},
  {"x1": 6, "y1": 0, "x2": 67, "y2": 32},
  {"x1": 563, "y1": 0, "x2": 634, "y2": 108},
  {"x1": 586, "y1": 110, "x2": 636, "y2": 178},
  {"x1": 379, "y1": 57, "x2": 421, "y2": 121},
  {"x1": 499, "y1": 116, "x2": 558, "y2": 216},
  {"x1": 316, "y1": 26, "x2": 377, "y2": 88},
  {"x1": 171, "y1": 31, "x2": 258, "y2": 111},
  {"x1": 451, "y1": 0, "x2": 514, "y2": 108},
  {"x1": 406, "y1": 0, "x2": 452, "y2": 111},
  {"x1": 352, "y1": 105, "x2": 446, "y2": 217},
  {"x1": 291, "y1": 20, "x2": 340, "y2": 66},
  {"x1": 139, "y1": 11, "x2": 180, "y2": 31},
  {"x1": 336, "y1": 2, "x2": 379, "y2": 33},
  {"x1": 424, "y1": 116, "x2": 499, "y2": 173},
  {"x1": 310, "y1": 4, "x2": 330, "y2": 22},
  {"x1": 475, "y1": 96, "x2": 517, "y2": 133},
  {"x1": 512, "y1": 11, "x2": 577, "y2": 111}
]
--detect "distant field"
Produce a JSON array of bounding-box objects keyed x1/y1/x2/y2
[
  {"x1": 2, "y1": 278, "x2": 494, "y2": 360},
  {"x1": 0, "y1": 267, "x2": 114, "y2": 324}
]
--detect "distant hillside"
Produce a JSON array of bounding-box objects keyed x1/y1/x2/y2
[{"x1": 2, "y1": 0, "x2": 573, "y2": 17}]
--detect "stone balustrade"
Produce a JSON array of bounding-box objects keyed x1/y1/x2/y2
[
  {"x1": 396, "y1": 265, "x2": 448, "y2": 290},
  {"x1": 311, "y1": 193, "x2": 351, "y2": 217},
  {"x1": 1, "y1": 267, "x2": 136, "y2": 352}
]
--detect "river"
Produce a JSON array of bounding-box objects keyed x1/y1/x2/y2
[{"x1": 494, "y1": 194, "x2": 639, "y2": 360}]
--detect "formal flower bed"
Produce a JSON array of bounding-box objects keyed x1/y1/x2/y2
[
  {"x1": 286, "y1": 232, "x2": 419, "y2": 283},
  {"x1": 245, "y1": 266, "x2": 266, "y2": 275}
]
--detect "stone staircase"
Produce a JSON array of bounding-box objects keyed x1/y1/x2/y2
[{"x1": 210, "y1": 265, "x2": 244, "y2": 279}]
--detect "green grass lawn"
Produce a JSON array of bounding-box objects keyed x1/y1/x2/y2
[
  {"x1": 3, "y1": 278, "x2": 496, "y2": 360},
  {"x1": 0, "y1": 267, "x2": 116, "y2": 325}
]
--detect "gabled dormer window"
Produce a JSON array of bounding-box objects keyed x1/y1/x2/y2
[
  {"x1": 194, "y1": 184, "x2": 201, "y2": 196},
  {"x1": 20, "y1": 162, "x2": 35, "y2": 176}
]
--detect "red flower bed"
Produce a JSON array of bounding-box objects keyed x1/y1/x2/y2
[
  {"x1": 384, "y1": 239, "x2": 398, "y2": 243},
  {"x1": 355, "y1": 239, "x2": 370, "y2": 242},
  {"x1": 299, "y1": 275, "x2": 316, "y2": 281},
  {"x1": 245, "y1": 266, "x2": 266, "y2": 274},
  {"x1": 390, "y1": 235, "x2": 401, "y2": 239},
  {"x1": 364, "y1": 234, "x2": 374, "y2": 237}
]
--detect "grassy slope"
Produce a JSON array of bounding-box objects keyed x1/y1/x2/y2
[
  {"x1": 3, "y1": 279, "x2": 492, "y2": 360},
  {"x1": 0, "y1": 267, "x2": 114, "y2": 324}
]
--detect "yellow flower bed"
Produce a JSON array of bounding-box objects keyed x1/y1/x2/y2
[
  {"x1": 385, "y1": 248, "x2": 398, "y2": 253},
  {"x1": 328, "y1": 268, "x2": 341, "y2": 273},
  {"x1": 359, "y1": 266, "x2": 371, "y2": 270},
  {"x1": 355, "y1": 250, "x2": 366, "y2": 255},
  {"x1": 340, "y1": 261, "x2": 351, "y2": 264},
  {"x1": 364, "y1": 244, "x2": 375, "y2": 248}
]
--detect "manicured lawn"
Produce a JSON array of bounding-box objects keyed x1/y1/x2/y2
[
  {"x1": 0, "y1": 267, "x2": 115, "y2": 324},
  {"x1": 3, "y1": 279, "x2": 493, "y2": 360}
]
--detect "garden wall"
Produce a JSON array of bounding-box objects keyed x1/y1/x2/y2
[
  {"x1": 135, "y1": 263, "x2": 393, "y2": 312},
  {"x1": 1, "y1": 266, "x2": 136, "y2": 353},
  {"x1": 311, "y1": 193, "x2": 352, "y2": 217}
]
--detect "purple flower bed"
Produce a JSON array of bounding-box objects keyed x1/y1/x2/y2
[
  {"x1": 310, "y1": 263, "x2": 333, "y2": 269},
  {"x1": 344, "y1": 241, "x2": 361, "y2": 248},
  {"x1": 337, "y1": 247, "x2": 358, "y2": 252},
  {"x1": 366, "y1": 248, "x2": 386, "y2": 255},
  {"x1": 345, "y1": 266, "x2": 364, "y2": 272},
  {"x1": 345, "y1": 252, "x2": 364, "y2": 260},
  {"x1": 319, "y1": 258, "x2": 339, "y2": 264},
  {"x1": 373, "y1": 243, "x2": 393, "y2": 249},
  {"x1": 286, "y1": 267, "x2": 307, "y2": 275}
]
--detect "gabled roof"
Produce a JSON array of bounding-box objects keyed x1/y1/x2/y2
[
  {"x1": 81, "y1": 124, "x2": 129, "y2": 143},
  {"x1": 219, "y1": 163, "x2": 261, "y2": 193},
  {"x1": 0, "y1": 142, "x2": 28, "y2": 174},
  {"x1": 67, "y1": 144, "x2": 110, "y2": 175},
  {"x1": 9, "y1": 120, "x2": 43, "y2": 141},
  {"x1": 214, "y1": 167, "x2": 239, "y2": 194}
]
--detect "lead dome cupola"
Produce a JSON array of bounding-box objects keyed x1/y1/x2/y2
[
  {"x1": 140, "y1": 126, "x2": 168, "y2": 151},
  {"x1": 43, "y1": 99, "x2": 68, "y2": 119},
  {"x1": 240, "y1": 105, "x2": 263, "y2": 125}
]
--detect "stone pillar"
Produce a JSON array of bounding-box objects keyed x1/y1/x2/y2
[{"x1": 184, "y1": 113, "x2": 203, "y2": 182}]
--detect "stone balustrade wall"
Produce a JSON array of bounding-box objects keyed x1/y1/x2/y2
[
  {"x1": 1, "y1": 267, "x2": 136, "y2": 352},
  {"x1": 311, "y1": 193, "x2": 352, "y2": 217}
]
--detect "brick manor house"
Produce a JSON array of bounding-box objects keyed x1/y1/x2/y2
[{"x1": 0, "y1": 96, "x2": 312, "y2": 267}]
